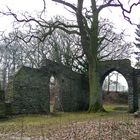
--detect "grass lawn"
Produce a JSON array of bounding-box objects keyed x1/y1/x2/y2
[{"x1": 0, "y1": 104, "x2": 138, "y2": 139}]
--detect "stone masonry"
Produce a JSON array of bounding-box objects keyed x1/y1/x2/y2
[
  {"x1": 6, "y1": 59, "x2": 88, "y2": 114},
  {"x1": 6, "y1": 59, "x2": 140, "y2": 114}
]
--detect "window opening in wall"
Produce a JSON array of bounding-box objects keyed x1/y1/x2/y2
[{"x1": 49, "y1": 75, "x2": 63, "y2": 113}]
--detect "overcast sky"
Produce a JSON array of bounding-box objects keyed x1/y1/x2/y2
[
  {"x1": 0, "y1": 0, "x2": 140, "y2": 41},
  {"x1": 0, "y1": 0, "x2": 139, "y2": 65}
]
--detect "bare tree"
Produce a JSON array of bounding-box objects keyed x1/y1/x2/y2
[
  {"x1": 0, "y1": 0, "x2": 139, "y2": 112},
  {"x1": 50, "y1": 0, "x2": 140, "y2": 112}
]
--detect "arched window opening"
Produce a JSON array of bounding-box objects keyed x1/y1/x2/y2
[
  {"x1": 49, "y1": 75, "x2": 59, "y2": 113},
  {"x1": 102, "y1": 70, "x2": 128, "y2": 109}
]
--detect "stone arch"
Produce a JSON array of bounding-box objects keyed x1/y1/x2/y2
[
  {"x1": 101, "y1": 68, "x2": 128, "y2": 104},
  {"x1": 99, "y1": 60, "x2": 136, "y2": 112}
]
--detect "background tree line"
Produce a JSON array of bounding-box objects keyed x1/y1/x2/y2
[{"x1": 0, "y1": 16, "x2": 132, "y2": 91}]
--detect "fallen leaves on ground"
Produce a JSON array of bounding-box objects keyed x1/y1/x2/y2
[{"x1": 0, "y1": 118, "x2": 140, "y2": 140}]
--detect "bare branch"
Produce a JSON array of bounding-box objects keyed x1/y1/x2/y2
[
  {"x1": 118, "y1": 0, "x2": 140, "y2": 14},
  {"x1": 98, "y1": 0, "x2": 120, "y2": 12},
  {"x1": 98, "y1": 0, "x2": 140, "y2": 25},
  {"x1": 40, "y1": 0, "x2": 46, "y2": 16},
  {"x1": 42, "y1": 0, "x2": 46, "y2": 12},
  {"x1": 0, "y1": 8, "x2": 49, "y2": 28},
  {"x1": 0, "y1": 8, "x2": 80, "y2": 44},
  {"x1": 117, "y1": 0, "x2": 140, "y2": 24},
  {"x1": 52, "y1": 0, "x2": 77, "y2": 11}
]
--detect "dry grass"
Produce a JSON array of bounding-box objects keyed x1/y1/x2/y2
[{"x1": 0, "y1": 104, "x2": 138, "y2": 140}]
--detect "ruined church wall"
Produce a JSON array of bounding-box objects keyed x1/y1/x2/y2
[
  {"x1": 8, "y1": 59, "x2": 139, "y2": 114},
  {"x1": 8, "y1": 60, "x2": 89, "y2": 114},
  {"x1": 41, "y1": 60, "x2": 89, "y2": 112},
  {"x1": 56, "y1": 71, "x2": 89, "y2": 112},
  {"x1": 133, "y1": 69, "x2": 140, "y2": 112},
  {"x1": 99, "y1": 59, "x2": 137, "y2": 112},
  {"x1": 11, "y1": 67, "x2": 50, "y2": 114},
  {"x1": 137, "y1": 77, "x2": 140, "y2": 110}
]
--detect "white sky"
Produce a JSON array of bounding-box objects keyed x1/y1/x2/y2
[
  {"x1": 108, "y1": 71, "x2": 128, "y2": 88},
  {"x1": 0, "y1": 0, "x2": 140, "y2": 86},
  {"x1": 103, "y1": 71, "x2": 128, "y2": 91},
  {"x1": 0, "y1": 0, "x2": 140, "y2": 39}
]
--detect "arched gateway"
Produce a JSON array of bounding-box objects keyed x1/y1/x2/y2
[
  {"x1": 7, "y1": 59, "x2": 140, "y2": 114},
  {"x1": 98, "y1": 59, "x2": 137, "y2": 113}
]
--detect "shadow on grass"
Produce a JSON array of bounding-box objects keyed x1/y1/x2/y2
[
  {"x1": 103, "y1": 104, "x2": 128, "y2": 115},
  {"x1": 0, "y1": 115, "x2": 11, "y2": 122},
  {"x1": 114, "y1": 106, "x2": 128, "y2": 111},
  {"x1": 0, "y1": 112, "x2": 65, "y2": 123},
  {"x1": 0, "y1": 105, "x2": 129, "y2": 123}
]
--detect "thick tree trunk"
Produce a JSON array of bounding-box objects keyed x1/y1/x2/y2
[{"x1": 88, "y1": 60, "x2": 105, "y2": 112}]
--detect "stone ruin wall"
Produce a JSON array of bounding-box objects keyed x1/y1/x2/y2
[
  {"x1": 5, "y1": 59, "x2": 140, "y2": 114},
  {"x1": 7, "y1": 59, "x2": 89, "y2": 114},
  {"x1": 99, "y1": 59, "x2": 138, "y2": 113}
]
